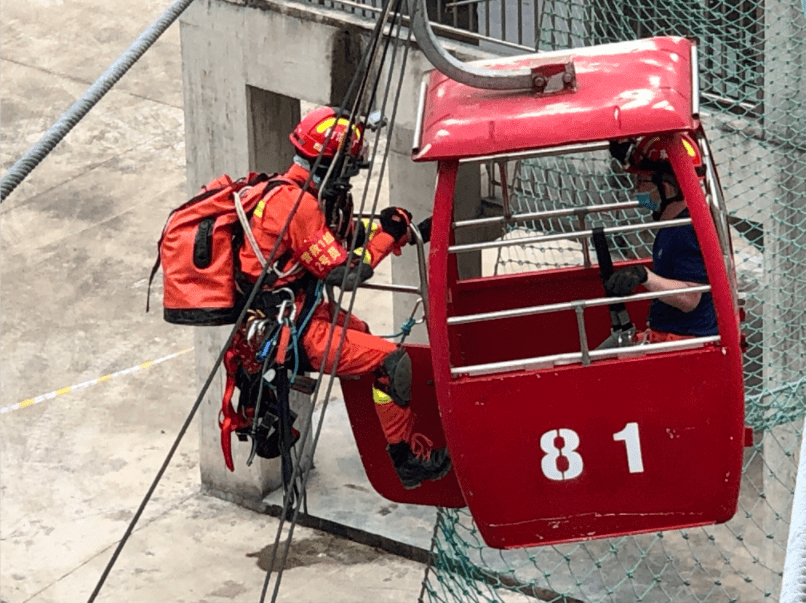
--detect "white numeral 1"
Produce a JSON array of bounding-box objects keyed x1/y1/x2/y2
[{"x1": 612, "y1": 422, "x2": 645, "y2": 473}]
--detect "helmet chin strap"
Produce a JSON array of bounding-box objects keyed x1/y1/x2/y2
[
  {"x1": 650, "y1": 172, "x2": 684, "y2": 220},
  {"x1": 293, "y1": 154, "x2": 354, "y2": 240}
]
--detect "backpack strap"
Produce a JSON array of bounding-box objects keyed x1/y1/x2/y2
[
  {"x1": 234, "y1": 176, "x2": 293, "y2": 268},
  {"x1": 235, "y1": 175, "x2": 299, "y2": 271}
]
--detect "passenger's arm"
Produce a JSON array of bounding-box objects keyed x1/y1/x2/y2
[
  {"x1": 605, "y1": 264, "x2": 703, "y2": 313},
  {"x1": 643, "y1": 271, "x2": 703, "y2": 313}
]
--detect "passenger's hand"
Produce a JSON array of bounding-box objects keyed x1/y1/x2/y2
[
  {"x1": 604, "y1": 266, "x2": 648, "y2": 297},
  {"x1": 380, "y1": 207, "x2": 412, "y2": 243}
]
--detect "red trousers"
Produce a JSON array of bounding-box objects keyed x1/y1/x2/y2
[
  {"x1": 301, "y1": 301, "x2": 414, "y2": 444},
  {"x1": 302, "y1": 302, "x2": 396, "y2": 375}
]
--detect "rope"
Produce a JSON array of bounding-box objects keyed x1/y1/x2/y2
[
  {"x1": 258, "y1": 3, "x2": 414, "y2": 601},
  {"x1": 0, "y1": 0, "x2": 198, "y2": 203},
  {"x1": 288, "y1": 282, "x2": 324, "y2": 383},
  {"x1": 257, "y1": 5, "x2": 397, "y2": 599},
  {"x1": 379, "y1": 317, "x2": 417, "y2": 339}
]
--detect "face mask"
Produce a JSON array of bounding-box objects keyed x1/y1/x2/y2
[{"x1": 636, "y1": 192, "x2": 660, "y2": 213}]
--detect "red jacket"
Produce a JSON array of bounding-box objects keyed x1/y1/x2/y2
[{"x1": 239, "y1": 163, "x2": 401, "y2": 288}]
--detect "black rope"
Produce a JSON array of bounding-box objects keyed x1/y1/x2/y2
[
  {"x1": 592, "y1": 226, "x2": 634, "y2": 334},
  {"x1": 257, "y1": 2, "x2": 415, "y2": 602}
]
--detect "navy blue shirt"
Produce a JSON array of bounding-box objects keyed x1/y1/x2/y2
[{"x1": 648, "y1": 210, "x2": 718, "y2": 336}]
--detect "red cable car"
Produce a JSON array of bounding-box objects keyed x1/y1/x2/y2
[{"x1": 341, "y1": 37, "x2": 747, "y2": 548}]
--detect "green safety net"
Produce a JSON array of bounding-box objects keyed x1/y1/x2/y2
[{"x1": 420, "y1": 0, "x2": 806, "y2": 601}]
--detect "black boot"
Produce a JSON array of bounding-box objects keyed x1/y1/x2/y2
[{"x1": 387, "y1": 441, "x2": 452, "y2": 490}]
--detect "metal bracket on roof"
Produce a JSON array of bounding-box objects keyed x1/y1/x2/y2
[{"x1": 409, "y1": 0, "x2": 576, "y2": 91}]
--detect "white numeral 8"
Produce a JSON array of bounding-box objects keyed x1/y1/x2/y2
[{"x1": 540, "y1": 428, "x2": 584, "y2": 481}]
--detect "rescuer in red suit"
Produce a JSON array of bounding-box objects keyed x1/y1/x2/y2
[{"x1": 237, "y1": 106, "x2": 451, "y2": 490}]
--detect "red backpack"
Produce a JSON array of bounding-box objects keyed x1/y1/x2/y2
[{"x1": 147, "y1": 172, "x2": 289, "y2": 326}]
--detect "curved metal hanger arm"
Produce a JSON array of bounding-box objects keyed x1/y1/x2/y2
[{"x1": 408, "y1": 0, "x2": 536, "y2": 90}]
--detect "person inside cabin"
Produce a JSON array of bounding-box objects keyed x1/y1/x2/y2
[
  {"x1": 233, "y1": 106, "x2": 449, "y2": 490},
  {"x1": 603, "y1": 134, "x2": 718, "y2": 343}
]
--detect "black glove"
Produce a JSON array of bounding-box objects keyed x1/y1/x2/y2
[
  {"x1": 324, "y1": 262, "x2": 374, "y2": 291},
  {"x1": 604, "y1": 266, "x2": 648, "y2": 297},
  {"x1": 380, "y1": 207, "x2": 412, "y2": 243},
  {"x1": 409, "y1": 216, "x2": 432, "y2": 245}
]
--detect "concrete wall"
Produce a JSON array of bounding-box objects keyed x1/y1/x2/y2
[{"x1": 179, "y1": 0, "x2": 493, "y2": 503}]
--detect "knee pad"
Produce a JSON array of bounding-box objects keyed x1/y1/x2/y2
[{"x1": 380, "y1": 349, "x2": 412, "y2": 407}]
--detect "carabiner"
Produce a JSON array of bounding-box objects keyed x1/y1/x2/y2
[{"x1": 275, "y1": 287, "x2": 297, "y2": 324}]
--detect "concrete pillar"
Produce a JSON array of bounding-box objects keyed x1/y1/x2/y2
[
  {"x1": 388, "y1": 126, "x2": 440, "y2": 345},
  {"x1": 196, "y1": 89, "x2": 314, "y2": 509},
  {"x1": 191, "y1": 85, "x2": 316, "y2": 505},
  {"x1": 179, "y1": 1, "x2": 321, "y2": 506},
  {"x1": 387, "y1": 129, "x2": 485, "y2": 344},
  {"x1": 383, "y1": 43, "x2": 494, "y2": 344}
]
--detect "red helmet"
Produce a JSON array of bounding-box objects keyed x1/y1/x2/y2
[
  {"x1": 289, "y1": 106, "x2": 365, "y2": 161},
  {"x1": 625, "y1": 133, "x2": 704, "y2": 176}
]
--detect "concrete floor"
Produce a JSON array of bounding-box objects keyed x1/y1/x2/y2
[{"x1": 0, "y1": 1, "x2": 438, "y2": 601}]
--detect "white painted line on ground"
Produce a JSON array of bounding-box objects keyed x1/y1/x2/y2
[{"x1": 1, "y1": 347, "x2": 194, "y2": 414}]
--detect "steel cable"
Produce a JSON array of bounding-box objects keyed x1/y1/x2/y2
[{"x1": 0, "y1": 0, "x2": 197, "y2": 203}]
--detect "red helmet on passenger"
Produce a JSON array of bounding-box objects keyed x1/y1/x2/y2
[
  {"x1": 289, "y1": 106, "x2": 365, "y2": 161},
  {"x1": 622, "y1": 133, "x2": 705, "y2": 176}
]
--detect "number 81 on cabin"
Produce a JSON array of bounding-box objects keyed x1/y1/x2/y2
[{"x1": 540, "y1": 422, "x2": 645, "y2": 481}]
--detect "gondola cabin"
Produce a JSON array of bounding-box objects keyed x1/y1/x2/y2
[{"x1": 342, "y1": 37, "x2": 747, "y2": 549}]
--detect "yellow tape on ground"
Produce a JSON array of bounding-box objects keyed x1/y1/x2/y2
[{"x1": 1, "y1": 348, "x2": 194, "y2": 415}]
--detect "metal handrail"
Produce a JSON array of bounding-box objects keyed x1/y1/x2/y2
[
  {"x1": 451, "y1": 336, "x2": 721, "y2": 377},
  {"x1": 452, "y1": 200, "x2": 641, "y2": 230},
  {"x1": 303, "y1": 0, "x2": 536, "y2": 53},
  {"x1": 359, "y1": 283, "x2": 420, "y2": 294},
  {"x1": 449, "y1": 217, "x2": 692, "y2": 254},
  {"x1": 448, "y1": 284, "x2": 714, "y2": 371},
  {"x1": 447, "y1": 285, "x2": 712, "y2": 325},
  {"x1": 356, "y1": 222, "x2": 430, "y2": 319}
]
